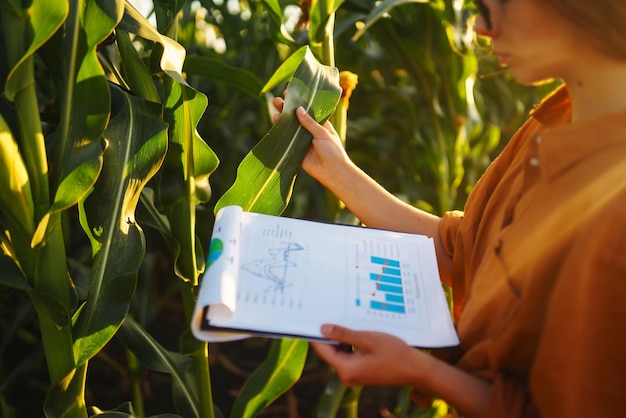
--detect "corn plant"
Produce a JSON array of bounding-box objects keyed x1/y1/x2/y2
[
  {"x1": 0, "y1": 0, "x2": 343, "y2": 416},
  {"x1": 0, "y1": 0, "x2": 215, "y2": 416}
]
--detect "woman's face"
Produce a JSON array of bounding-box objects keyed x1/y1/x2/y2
[{"x1": 474, "y1": 0, "x2": 588, "y2": 85}]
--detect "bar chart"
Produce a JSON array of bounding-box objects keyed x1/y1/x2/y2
[
  {"x1": 350, "y1": 237, "x2": 422, "y2": 324},
  {"x1": 368, "y1": 256, "x2": 406, "y2": 313}
]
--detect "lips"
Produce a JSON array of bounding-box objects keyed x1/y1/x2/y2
[{"x1": 492, "y1": 51, "x2": 510, "y2": 65}]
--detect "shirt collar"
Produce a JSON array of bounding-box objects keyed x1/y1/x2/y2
[{"x1": 529, "y1": 85, "x2": 626, "y2": 180}]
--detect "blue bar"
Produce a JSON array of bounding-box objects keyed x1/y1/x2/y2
[
  {"x1": 371, "y1": 300, "x2": 406, "y2": 314},
  {"x1": 356, "y1": 298, "x2": 361, "y2": 307},
  {"x1": 370, "y1": 273, "x2": 402, "y2": 285},
  {"x1": 385, "y1": 294, "x2": 404, "y2": 304},
  {"x1": 375, "y1": 283, "x2": 403, "y2": 294},
  {"x1": 371, "y1": 256, "x2": 400, "y2": 268},
  {"x1": 381, "y1": 267, "x2": 401, "y2": 276}
]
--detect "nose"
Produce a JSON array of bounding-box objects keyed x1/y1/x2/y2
[{"x1": 474, "y1": 14, "x2": 494, "y2": 38}]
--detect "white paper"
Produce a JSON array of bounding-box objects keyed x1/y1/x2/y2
[{"x1": 192, "y1": 206, "x2": 459, "y2": 347}]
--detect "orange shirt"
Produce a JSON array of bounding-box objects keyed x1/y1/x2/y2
[{"x1": 439, "y1": 86, "x2": 626, "y2": 417}]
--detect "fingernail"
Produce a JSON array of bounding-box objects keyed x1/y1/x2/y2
[
  {"x1": 296, "y1": 106, "x2": 306, "y2": 115},
  {"x1": 321, "y1": 324, "x2": 334, "y2": 335}
]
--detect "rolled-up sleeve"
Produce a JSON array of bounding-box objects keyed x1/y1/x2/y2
[{"x1": 439, "y1": 210, "x2": 464, "y2": 258}]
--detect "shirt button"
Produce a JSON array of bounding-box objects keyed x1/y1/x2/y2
[
  {"x1": 535, "y1": 135, "x2": 542, "y2": 144},
  {"x1": 529, "y1": 157, "x2": 540, "y2": 166}
]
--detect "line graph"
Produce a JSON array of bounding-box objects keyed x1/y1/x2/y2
[{"x1": 240, "y1": 242, "x2": 304, "y2": 294}]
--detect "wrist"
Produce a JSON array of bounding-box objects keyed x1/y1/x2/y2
[{"x1": 318, "y1": 158, "x2": 360, "y2": 194}]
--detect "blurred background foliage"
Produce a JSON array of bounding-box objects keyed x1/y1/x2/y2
[{"x1": 0, "y1": 0, "x2": 559, "y2": 417}]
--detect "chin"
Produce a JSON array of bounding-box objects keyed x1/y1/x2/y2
[{"x1": 510, "y1": 69, "x2": 557, "y2": 86}]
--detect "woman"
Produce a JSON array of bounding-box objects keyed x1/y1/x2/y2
[{"x1": 275, "y1": 0, "x2": 626, "y2": 416}]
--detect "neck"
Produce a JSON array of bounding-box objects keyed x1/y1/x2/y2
[{"x1": 562, "y1": 57, "x2": 626, "y2": 123}]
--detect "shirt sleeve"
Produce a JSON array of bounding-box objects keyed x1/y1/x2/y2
[{"x1": 439, "y1": 210, "x2": 464, "y2": 258}]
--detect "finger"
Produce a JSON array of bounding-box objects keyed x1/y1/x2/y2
[
  {"x1": 296, "y1": 106, "x2": 330, "y2": 136},
  {"x1": 320, "y1": 324, "x2": 371, "y2": 348},
  {"x1": 310, "y1": 341, "x2": 349, "y2": 366},
  {"x1": 322, "y1": 120, "x2": 338, "y2": 136},
  {"x1": 272, "y1": 96, "x2": 284, "y2": 112}
]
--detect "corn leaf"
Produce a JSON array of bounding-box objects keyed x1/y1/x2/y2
[
  {"x1": 54, "y1": 0, "x2": 123, "y2": 193},
  {"x1": 119, "y1": 2, "x2": 186, "y2": 83},
  {"x1": 229, "y1": 338, "x2": 308, "y2": 418},
  {"x1": 351, "y1": 0, "x2": 429, "y2": 41},
  {"x1": 154, "y1": 80, "x2": 217, "y2": 283},
  {"x1": 43, "y1": 364, "x2": 88, "y2": 418},
  {"x1": 315, "y1": 373, "x2": 348, "y2": 417},
  {"x1": 117, "y1": 316, "x2": 202, "y2": 418},
  {"x1": 215, "y1": 46, "x2": 341, "y2": 215},
  {"x1": 2, "y1": 0, "x2": 68, "y2": 101},
  {"x1": 119, "y1": 0, "x2": 218, "y2": 285},
  {"x1": 73, "y1": 85, "x2": 168, "y2": 367},
  {"x1": 183, "y1": 55, "x2": 264, "y2": 98},
  {"x1": 116, "y1": 29, "x2": 161, "y2": 103},
  {"x1": 0, "y1": 253, "x2": 29, "y2": 290},
  {"x1": 0, "y1": 114, "x2": 35, "y2": 255},
  {"x1": 310, "y1": 0, "x2": 347, "y2": 44},
  {"x1": 89, "y1": 401, "x2": 181, "y2": 417},
  {"x1": 258, "y1": 0, "x2": 296, "y2": 44}
]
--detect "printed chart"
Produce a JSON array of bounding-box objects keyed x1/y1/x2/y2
[
  {"x1": 240, "y1": 242, "x2": 304, "y2": 293},
  {"x1": 236, "y1": 220, "x2": 308, "y2": 309},
  {"x1": 349, "y1": 236, "x2": 422, "y2": 324},
  {"x1": 365, "y1": 256, "x2": 407, "y2": 314}
]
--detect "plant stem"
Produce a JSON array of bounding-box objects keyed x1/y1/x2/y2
[
  {"x1": 194, "y1": 343, "x2": 215, "y2": 418},
  {"x1": 126, "y1": 349, "x2": 145, "y2": 416}
]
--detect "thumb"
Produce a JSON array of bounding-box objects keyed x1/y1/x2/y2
[
  {"x1": 296, "y1": 106, "x2": 328, "y2": 136},
  {"x1": 321, "y1": 324, "x2": 371, "y2": 348}
]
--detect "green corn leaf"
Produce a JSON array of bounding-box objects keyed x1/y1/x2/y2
[
  {"x1": 2, "y1": 0, "x2": 68, "y2": 101},
  {"x1": 351, "y1": 0, "x2": 429, "y2": 41},
  {"x1": 1, "y1": 0, "x2": 67, "y2": 231},
  {"x1": 215, "y1": 46, "x2": 341, "y2": 215},
  {"x1": 118, "y1": 3, "x2": 219, "y2": 206},
  {"x1": 229, "y1": 338, "x2": 308, "y2": 418},
  {"x1": 183, "y1": 55, "x2": 264, "y2": 98},
  {"x1": 73, "y1": 85, "x2": 168, "y2": 367},
  {"x1": 117, "y1": 316, "x2": 201, "y2": 418},
  {"x1": 154, "y1": 80, "x2": 217, "y2": 283},
  {"x1": 315, "y1": 373, "x2": 348, "y2": 418},
  {"x1": 116, "y1": 29, "x2": 161, "y2": 104},
  {"x1": 260, "y1": 46, "x2": 308, "y2": 95},
  {"x1": 43, "y1": 363, "x2": 88, "y2": 418},
  {"x1": 54, "y1": 0, "x2": 123, "y2": 192},
  {"x1": 120, "y1": 0, "x2": 218, "y2": 286},
  {"x1": 89, "y1": 401, "x2": 181, "y2": 417},
  {"x1": 258, "y1": 0, "x2": 284, "y2": 31},
  {"x1": 0, "y1": 114, "x2": 35, "y2": 251},
  {"x1": 31, "y1": 141, "x2": 104, "y2": 248},
  {"x1": 119, "y1": 1, "x2": 186, "y2": 83},
  {"x1": 258, "y1": 0, "x2": 296, "y2": 44},
  {"x1": 309, "y1": 0, "x2": 347, "y2": 45},
  {"x1": 0, "y1": 253, "x2": 30, "y2": 290},
  {"x1": 28, "y1": 288, "x2": 76, "y2": 395},
  {"x1": 162, "y1": 82, "x2": 218, "y2": 207}
]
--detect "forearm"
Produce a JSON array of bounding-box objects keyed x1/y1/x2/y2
[
  {"x1": 410, "y1": 349, "x2": 491, "y2": 418},
  {"x1": 325, "y1": 161, "x2": 437, "y2": 232},
  {"x1": 319, "y1": 160, "x2": 453, "y2": 279}
]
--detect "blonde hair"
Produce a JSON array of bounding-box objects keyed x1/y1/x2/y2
[{"x1": 546, "y1": 1, "x2": 626, "y2": 60}]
